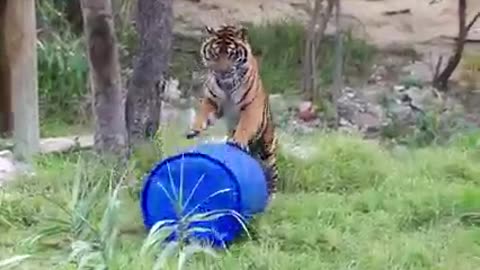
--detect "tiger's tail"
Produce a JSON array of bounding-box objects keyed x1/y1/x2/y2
[{"x1": 257, "y1": 129, "x2": 279, "y2": 198}]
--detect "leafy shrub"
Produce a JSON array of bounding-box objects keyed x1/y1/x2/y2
[{"x1": 37, "y1": 34, "x2": 89, "y2": 123}]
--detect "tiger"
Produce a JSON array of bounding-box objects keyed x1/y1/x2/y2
[{"x1": 185, "y1": 24, "x2": 279, "y2": 200}]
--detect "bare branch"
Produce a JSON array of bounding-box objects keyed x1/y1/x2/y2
[
  {"x1": 433, "y1": 0, "x2": 467, "y2": 91},
  {"x1": 466, "y1": 12, "x2": 480, "y2": 32},
  {"x1": 433, "y1": 55, "x2": 443, "y2": 81}
]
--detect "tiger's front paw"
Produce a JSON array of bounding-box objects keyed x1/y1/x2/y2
[
  {"x1": 185, "y1": 129, "x2": 200, "y2": 139},
  {"x1": 226, "y1": 138, "x2": 250, "y2": 153}
]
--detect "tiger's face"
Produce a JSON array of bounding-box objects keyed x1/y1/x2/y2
[{"x1": 200, "y1": 25, "x2": 250, "y2": 77}]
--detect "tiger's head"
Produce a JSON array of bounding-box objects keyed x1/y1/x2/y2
[{"x1": 200, "y1": 25, "x2": 251, "y2": 77}]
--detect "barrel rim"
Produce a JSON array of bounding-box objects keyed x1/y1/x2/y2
[{"x1": 140, "y1": 150, "x2": 244, "y2": 229}]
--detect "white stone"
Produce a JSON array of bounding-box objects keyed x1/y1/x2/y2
[
  {"x1": 0, "y1": 156, "x2": 16, "y2": 184},
  {"x1": 40, "y1": 137, "x2": 76, "y2": 154}
]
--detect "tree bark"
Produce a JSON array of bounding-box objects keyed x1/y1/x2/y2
[
  {"x1": 302, "y1": 0, "x2": 323, "y2": 101},
  {"x1": 332, "y1": 0, "x2": 342, "y2": 128},
  {"x1": 301, "y1": 0, "x2": 334, "y2": 102},
  {"x1": 4, "y1": 0, "x2": 40, "y2": 160},
  {"x1": 0, "y1": 0, "x2": 12, "y2": 136},
  {"x1": 433, "y1": 0, "x2": 466, "y2": 91},
  {"x1": 126, "y1": 0, "x2": 173, "y2": 145},
  {"x1": 80, "y1": 0, "x2": 128, "y2": 159},
  {"x1": 65, "y1": 0, "x2": 83, "y2": 34}
]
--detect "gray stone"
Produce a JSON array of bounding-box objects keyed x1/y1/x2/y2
[
  {"x1": 0, "y1": 150, "x2": 13, "y2": 159},
  {"x1": 0, "y1": 155, "x2": 16, "y2": 184},
  {"x1": 393, "y1": 85, "x2": 406, "y2": 92},
  {"x1": 336, "y1": 87, "x2": 386, "y2": 138},
  {"x1": 40, "y1": 137, "x2": 76, "y2": 154}
]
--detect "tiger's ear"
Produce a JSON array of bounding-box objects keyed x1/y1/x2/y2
[
  {"x1": 236, "y1": 26, "x2": 247, "y2": 41},
  {"x1": 205, "y1": 26, "x2": 216, "y2": 35}
]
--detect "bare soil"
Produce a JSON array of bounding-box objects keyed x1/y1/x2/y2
[{"x1": 174, "y1": 0, "x2": 480, "y2": 48}]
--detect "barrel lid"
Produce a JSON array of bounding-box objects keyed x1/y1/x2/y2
[{"x1": 140, "y1": 151, "x2": 245, "y2": 247}]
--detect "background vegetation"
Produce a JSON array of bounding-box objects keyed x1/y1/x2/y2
[{"x1": 35, "y1": 2, "x2": 376, "y2": 136}]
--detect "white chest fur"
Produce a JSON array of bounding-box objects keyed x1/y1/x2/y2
[{"x1": 205, "y1": 75, "x2": 242, "y2": 132}]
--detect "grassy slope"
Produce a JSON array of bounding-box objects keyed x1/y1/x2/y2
[{"x1": 1, "y1": 131, "x2": 480, "y2": 270}]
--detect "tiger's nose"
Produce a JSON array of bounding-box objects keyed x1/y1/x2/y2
[{"x1": 212, "y1": 58, "x2": 232, "y2": 72}]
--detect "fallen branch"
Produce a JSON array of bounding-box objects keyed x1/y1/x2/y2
[{"x1": 382, "y1": 9, "x2": 411, "y2": 16}]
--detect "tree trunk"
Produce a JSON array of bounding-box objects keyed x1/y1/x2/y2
[
  {"x1": 332, "y1": 0, "x2": 343, "y2": 128},
  {"x1": 126, "y1": 0, "x2": 173, "y2": 145},
  {"x1": 4, "y1": 0, "x2": 40, "y2": 160},
  {"x1": 433, "y1": 0, "x2": 466, "y2": 91},
  {"x1": 301, "y1": 0, "x2": 334, "y2": 102},
  {"x1": 302, "y1": 0, "x2": 323, "y2": 101},
  {"x1": 80, "y1": 0, "x2": 128, "y2": 159},
  {"x1": 65, "y1": 0, "x2": 83, "y2": 34},
  {"x1": 0, "y1": 0, "x2": 12, "y2": 136}
]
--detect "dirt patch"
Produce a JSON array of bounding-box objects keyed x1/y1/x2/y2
[{"x1": 174, "y1": 0, "x2": 480, "y2": 48}]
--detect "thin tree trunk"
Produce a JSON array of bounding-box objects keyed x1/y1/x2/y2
[
  {"x1": 433, "y1": 0, "x2": 466, "y2": 91},
  {"x1": 65, "y1": 0, "x2": 83, "y2": 34},
  {"x1": 332, "y1": 0, "x2": 343, "y2": 128},
  {"x1": 0, "y1": 0, "x2": 12, "y2": 136},
  {"x1": 314, "y1": 0, "x2": 335, "y2": 51},
  {"x1": 126, "y1": 0, "x2": 173, "y2": 145},
  {"x1": 80, "y1": 0, "x2": 128, "y2": 159},
  {"x1": 302, "y1": 0, "x2": 322, "y2": 101},
  {"x1": 302, "y1": 0, "x2": 334, "y2": 102}
]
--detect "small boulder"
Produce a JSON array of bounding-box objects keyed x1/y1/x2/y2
[{"x1": 297, "y1": 101, "x2": 318, "y2": 122}]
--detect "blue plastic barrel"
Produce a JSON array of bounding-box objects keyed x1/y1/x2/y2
[{"x1": 140, "y1": 142, "x2": 269, "y2": 248}]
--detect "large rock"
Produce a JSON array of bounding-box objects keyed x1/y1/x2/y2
[
  {"x1": 40, "y1": 137, "x2": 76, "y2": 153},
  {"x1": 0, "y1": 150, "x2": 16, "y2": 184},
  {"x1": 337, "y1": 87, "x2": 386, "y2": 138}
]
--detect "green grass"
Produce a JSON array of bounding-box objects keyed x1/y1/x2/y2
[{"x1": 1, "y1": 132, "x2": 480, "y2": 270}]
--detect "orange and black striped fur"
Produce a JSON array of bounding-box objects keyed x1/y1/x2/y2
[{"x1": 185, "y1": 25, "x2": 279, "y2": 198}]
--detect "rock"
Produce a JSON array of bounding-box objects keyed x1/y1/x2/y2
[
  {"x1": 74, "y1": 135, "x2": 94, "y2": 149},
  {"x1": 40, "y1": 137, "x2": 76, "y2": 154},
  {"x1": 387, "y1": 103, "x2": 417, "y2": 126},
  {"x1": 297, "y1": 101, "x2": 318, "y2": 122},
  {"x1": 368, "y1": 64, "x2": 388, "y2": 84},
  {"x1": 336, "y1": 87, "x2": 386, "y2": 138},
  {"x1": 164, "y1": 78, "x2": 182, "y2": 102},
  {"x1": 0, "y1": 151, "x2": 16, "y2": 184},
  {"x1": 393, "y1": 85, "x2": 406, "y2": 92},
  {"x1": 391, "y1": 85, "x2": 444, "y2": 113},
  {"x1": 0, "y1": 150, "x2": 13, "y2": 159}
]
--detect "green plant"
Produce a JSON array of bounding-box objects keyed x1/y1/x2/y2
[
  {"x1": 247, "y1": 19, "x2": 305, "y2": 94},
  {"x1": 37, "y1": 33, "x2": 89, "y2": 123},
  {"x1": 0, "y1": 255, "x2": 31, "y2": 269},
  {"x1": 37, "y1": 0, "x2": 71, "y2": 33},
  {"x1": 22, "y1": 158, "x2": 113, "y2": 247},
  {"x1": 13, "y1": 151, "x2": 252, "y2": 269}
]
